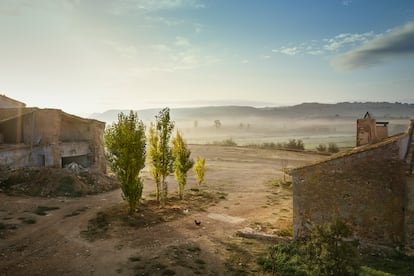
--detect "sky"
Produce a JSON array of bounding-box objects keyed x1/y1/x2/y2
[{"x1": 1, "y1": 0, "x2": 414, "y2": 116}]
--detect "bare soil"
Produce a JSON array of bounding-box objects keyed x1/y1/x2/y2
[{"x1": 0, "y1": 145, "x2": 323, "y2": 276}]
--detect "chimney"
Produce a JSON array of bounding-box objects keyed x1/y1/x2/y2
[{"x1": 356, "y1": 112, "x2": 388, "y2": 146}]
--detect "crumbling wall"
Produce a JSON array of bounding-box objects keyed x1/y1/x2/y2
[
  {"x1": 0, "y1": 117, "x2": 23, "y2": 143},
  {"x1": 0, "y1": 145, "x2": 53, "y2": 169},
  {"x1": 292, "y1": 140, "x2": 407, "y2": 248},
  {"x1": 59, "y1": 114, "x2": 106, "y2": 172},
  {"x1": 91, "y1": 121, "x2": 106, "y2": 173}
]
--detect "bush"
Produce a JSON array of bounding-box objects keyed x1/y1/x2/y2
[
  {"x1": 316, "y1": 144, "x2": 327, "y2": 152},
  {"x1": 261, "y1": 218, "x2": 360, "y2": 276},
  {"x1": 327, "y1": 142, "x2": 339, "y2": 153},
  {"x1": 213, "y1": 138, "x2": 237, "y2": 146},
  {"x1": 304, "y1": 218, "x2": 360, "y2": 275},
  {"x1": 286, "y1": 139, "x2": 305, "y2": 150},
  {"x1": 259, "y1": 241, "x2": 307, "y2": 276}
]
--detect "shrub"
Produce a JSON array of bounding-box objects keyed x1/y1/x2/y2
[
  {"x1": 286, "y1": 139, "x2": 305, "y2": 150},
  {"x1": 259, "y1": 241, "x2": 307, "y2": 276},
  {"x1": 213, "y1": 138, "x2": 237, "y2": 146},
  {"x1": 261, "y1": 218, "x2": 360, "y2": 276},
  {"x1": 327, "y1": 142, "x2": 339, "y2": 153},
  {"x1": 316, "y1": 144, "x2": 327, "y2": 152},
  {"x1": 304, "y1": 218, "x2": 360, "y2": 275}
]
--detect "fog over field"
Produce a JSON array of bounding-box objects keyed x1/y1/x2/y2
[{"x1": 91, "y1": 102, "x2": 414, "y2": 149}]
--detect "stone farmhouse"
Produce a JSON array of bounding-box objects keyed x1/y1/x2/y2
[
  {"x1": 290, "y1": 113, "x2": 414, "y2": 253},
  {"x1": 0, "y1": 95, "x2": 106, "y2": 173}
]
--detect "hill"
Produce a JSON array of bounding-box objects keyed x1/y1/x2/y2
[{"x1": 90, "y1": 102, "x2": 414, "y2": 124}]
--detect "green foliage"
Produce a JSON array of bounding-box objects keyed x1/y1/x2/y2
[
  {"x1": 172, "y1": 131, "x2": 194, "y2": 200},
  {"x1": 328, "y1": 142, "x2": 340, "y2": 153},
  {"x1": 304, "y1": 218, "x2": 360, "y2": 276},
  {"x1": 151, "y1": 108, "x2": 175, "y2": 206},
  {"x1": 104, "y1": 111, "x2": 146, "y2": 213},
  {"x1": 261, "y1": 218, "x2": 360, "y2": 276},
  {"x1": 259, "y1": 241, "x2": 307, "y2": 276},
  {"x1": 286, "y1": 139, "x2": 305, "y2": 150},
  {"x1": 193, "y1": 156, "x2": 206, "y2": 185},
  {"x1": 247, "y1": 140, "x2": 305, "y2": 151},
  {"x1": 360, "y1": 266, "x2": 393, "y2": 276},
  {"x1": 316, "y1": 143, "x2": 327, "y2": 152}
]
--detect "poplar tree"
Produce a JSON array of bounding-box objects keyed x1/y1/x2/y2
[
  {"x1": 172, "y1": 131, "x2": 194, "y2": 199},
  {"x1": 104, "y1": 111, "x2": 146, "y2": 213},
  {"x1": 147, "y1": 123, "x2": 161, "y2": 201},
  {"x1": 149, "y1": 108, "x2": 174, "y2": 206},
  {"x1": 193, "y1": 156, "x2": 206, "y2": 185}
]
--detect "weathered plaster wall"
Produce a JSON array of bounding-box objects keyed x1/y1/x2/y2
[
  {"x1": 1, "y1": 108, "x2": 106, "y2": 172},
  {"x1": 22, "y1": 110, "x2": 61, "y2": 146},
  {"x1": 91, "y1": 121, "x2": 106, "y2": 173},
  {"x1": 292, "y1": 141, "x2": 407, "y2": 248},
  {"x1": 0, "y1": 117, "x2": 23, "y2": 143},
  {"x1": 60, "y1": 114, "x2": 106, "y2": 172},
  {"x1": 0, "y1": 145, "x2": 53, "y2": 169}
]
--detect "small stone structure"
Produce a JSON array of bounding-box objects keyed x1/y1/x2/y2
[
  {"x1": 290, "y1": 114, "x2": 414, "y2": 253},
  {"x1": 356, "y1": 111, "x2": 389, "y2": 146},
  {"x1": 0, "y1": 96, "x2": 106, "y2": 173}
]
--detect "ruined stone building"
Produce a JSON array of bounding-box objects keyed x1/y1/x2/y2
[
  {"x1": 0, "y1": 94, "x2": 26, "y2": 108},
  {"x1": 0, "y1": 95, "x2": 106, "y2": 173},
  {"x1": 290, "y1": 114, "x2": 414, "y2": 253}
]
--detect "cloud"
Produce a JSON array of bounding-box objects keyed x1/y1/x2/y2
[
  {"x1": 106, "y1": 0, "x2": 204, "y2": 15},
  {"x1": 272, "y1": 47, "x2": 302, "y2": 56},
  {"x1": 323, "y1": 32, "x2": 374, "y2": 51},
  {"x1": 342, "y1": 0, "x2": 352, "y2": 6},
  {"x1": 271, "y1": 32, "x2": 373, "y2": 57},
  {"x1": 333, "y1": 22, "x2": 414, "y2": 70}
]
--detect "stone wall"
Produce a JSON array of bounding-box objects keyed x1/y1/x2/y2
[{"x1": 292, "y1": 140, "x2": 407, "y2": 248}]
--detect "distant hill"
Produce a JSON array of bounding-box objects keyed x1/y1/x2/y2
[{"x1": 90, "y1": 102, "x2": 414, "y2": 124}]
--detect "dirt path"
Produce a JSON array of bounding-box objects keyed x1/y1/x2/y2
[{"x1": 0, "y1": 145, "x2": 323, "y2": 275}]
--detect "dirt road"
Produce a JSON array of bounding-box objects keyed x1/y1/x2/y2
[{"x1": 0, "y1": 145, "x2": 323, "y2": 275}]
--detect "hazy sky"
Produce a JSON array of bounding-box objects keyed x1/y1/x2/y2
[{"x1": 1, "y1": 0, "x2": 414, "y2": 116}]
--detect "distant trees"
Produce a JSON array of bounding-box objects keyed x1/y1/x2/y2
[
  {"x1": 214, "y1": 120, "x2": 222, "y2": 128},
  {"x1": 286, "y1": 139, "x2": 305, "y2": 150},
  {"x1": 316, "y1": 142, "x2": 339, "y2": 153},
  {"x1": 193, "y1": 157, "x2": 206, "y2": 185},
  {"x1": 327, "y1": 142, "x2": 339, "y2": 153},
  {"x1": 172, "y1": 131, "x2": 194, "y2": 200},
  {"x1": 316, "y1": 144, "x2": 327, "y2": 152},
  {"x1": 104, "y1": 111, "x2": 146, "y2": 214}
]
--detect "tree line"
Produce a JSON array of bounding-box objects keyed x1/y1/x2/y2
[{"x1": 104, "y1": 108, "x2": 206, "y2": 213}]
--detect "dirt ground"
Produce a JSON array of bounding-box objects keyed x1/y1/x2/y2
[{"x1": 0, "y1": 145, "x2": 323, "y2": 276}]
